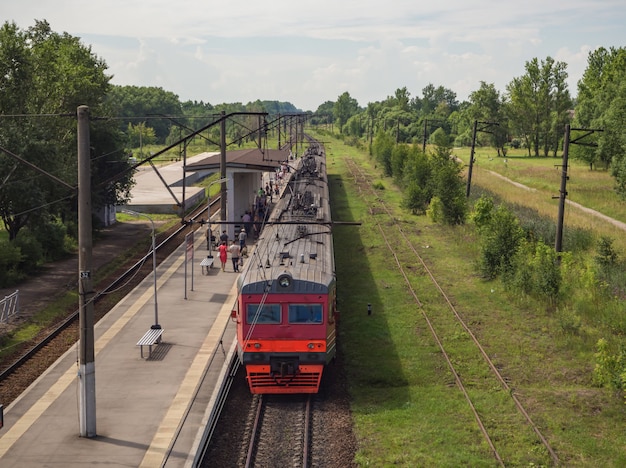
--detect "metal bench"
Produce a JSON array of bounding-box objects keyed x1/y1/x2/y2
[
  {"x1": 137, "y1": 327, "x2": 164, "y2": 358},
  {"x1": 200, "y1": 256, "x2": 214, "y2": 275}
]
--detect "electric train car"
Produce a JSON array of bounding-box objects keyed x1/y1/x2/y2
[{"x1": 232, "y1": 139, "x2": 337, "y2": 394}]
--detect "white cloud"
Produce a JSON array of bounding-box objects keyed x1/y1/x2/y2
[{"x1": 2, "y1": 0, "x2": 625, "y2": 109}]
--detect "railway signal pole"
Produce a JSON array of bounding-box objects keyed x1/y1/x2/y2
[{"x1": 77, "y1": 105, "x2": 96, "y2": 437}]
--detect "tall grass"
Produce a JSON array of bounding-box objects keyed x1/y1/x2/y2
[{"x1": 321, "y1": 131, "x2": 626, "y2": 466}]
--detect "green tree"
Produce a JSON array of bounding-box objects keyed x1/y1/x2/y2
[
  {"x1": 0, "y1": 20, "x2": 132, "y2": 242},
  {"x1": 402, "y1": 147, "x2": 432, "y2": 214},
  {"x1": 371, "y1": 130, "x2": 394, "y2": 176},
  {"x1": 107, "y1": 85, "x2": 182, "y2": 143},
  {"x1": 334, "y1": 91, "x2": 359, "y2": 134},
  {"x1": 429, "y1": 129, "x2": 467, "y2": 225},
  {"x1": 467, "y1": 82, "x2": 509, "y2": 156},
  {"x1": 479, "y1": 204, "x2": 524, "y2": 279},
  {"x1": 506, "y1": 57, "x2": 572, "y2": 157},
  {"x1": 574, "y1": 47, "x2": 626, "y2": 195}
]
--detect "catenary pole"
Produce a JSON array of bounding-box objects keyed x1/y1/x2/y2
[
  {"x1": 466, "y1": 120, "x2": 479, "y2": 197},
  {"x1": 555, "y1": 124, "x2": 571, "y2": 257},
  {"x1": 220, "y1": 111, "x2": 227, "y2": 225},
  {"x1": 77, "y1": 105, "x2": 96, "y2": 437}
]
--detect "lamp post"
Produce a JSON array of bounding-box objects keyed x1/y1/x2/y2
[
  {"x1": 121, "y1": 209, "x2": 160, "y2": 329},
  {"x1": 207, "y1": 177, "x2": 229, "y2": 256}
]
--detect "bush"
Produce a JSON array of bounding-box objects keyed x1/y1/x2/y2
[
  {"x1": 403, "y1": 182, "x2": 430, "y2": 215},
  {"x1": 596, "y1": 236, "x2": 619, "y2": 267},
  {"x1": 478, "y1": 205, "x2": 524, "y2": 279},
  {"x1": 0, "y1": 239, "x2": 23, "y2": 287},
  {"x1": 14, "y1": 230, "x2": 44, "y2": 274},
  {"x1": 592, "y1": 338, "x2": 626, "y2": 392},
  {"x1": 426, "y1": 196, "x2": 444, "y2": 223},
  {"x1": 32, "y1": 218, "x2": 69, "y2": 261},
  {"x1": 471, "y1": 195, "x2": 495, "y2": 233}
]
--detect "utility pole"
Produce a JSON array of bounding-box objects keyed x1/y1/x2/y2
[
  {"x1": 220, "y1": 110, "x2": 227, "y2": 225},
  {"x1": 465, "y1": 120, "x2": 499, "y2": 197},
  {"x1": 466, "y1": 120, "x2": 479, "y2": 197},
  {"x1": 77, "y1": 105, "x2": 96, "y2": 437},
  {"x1": 554, "y1": 124, "x2": 570, "y2": 256},
  {"x1": 554, "y1": 124, "x2": 603, "y2": 257}
]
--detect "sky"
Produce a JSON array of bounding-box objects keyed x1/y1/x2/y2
[{"x1": 3, "y1": 1, "x2": 625, "y2": 111}]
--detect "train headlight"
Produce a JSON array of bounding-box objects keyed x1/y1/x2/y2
[
  {"x1": 254, "y1": 343, "x2": 261, "y2": 349},
  {"x1": 307, "y1": 343, "x2": 315, "y2": 349}
]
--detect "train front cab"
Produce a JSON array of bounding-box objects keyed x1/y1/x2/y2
[{"x1": 233, "y1": 283, "x2": 337, "y2": 394}]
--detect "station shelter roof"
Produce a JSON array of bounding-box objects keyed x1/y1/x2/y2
[{"x1": 185, "y1": 147, "x2": 290, "y2": 173}]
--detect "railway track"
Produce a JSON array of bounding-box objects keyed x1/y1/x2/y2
[
  {"x1": 242, "y1": 394, "x2": 313, "y2": 468},
  {"x1": 343, "y1": 158, "x2": 559, "y2": 466},
  {"x1": 0, "y1": 196, "x2": 221, "y2": 405}
]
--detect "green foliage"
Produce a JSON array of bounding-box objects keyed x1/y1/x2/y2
[
  {"x1": 0, "y1": 20, "x2": 133, "y2": 242},
  {"x1": 390, "y1": 144, "x2": 410, "y2": 184},
  {"x1": 574, "y1": 46, "x2": 626, "y2": 182},
  {"x1": 14, "y1": 229, "x2": 43, "y2": 274},
  {"x1": 334, "y1": 91, "x2": 360, "y2": 134},
  {"x1": 502, "y1": 239, "x2": 562, "y2": 304},
  {"x1": 470, "y1": 195, "x2": 495, "y2": 232},
  {"x1": 0, "y1": 239, "x2": 23, "y2": 286},
  {"x1": 556, "y1": 307, "x2": 582, "y2": 335},
  {"x1": 426, "y1": 196, "x2": 443, "y2": 223},
  {"x1": 402, "y1": 182, "x2": 430, "y2": 215},
  {"x1": 127, "y1": 122, "x2": 157, "y2": 149},
  {"x1": 596, "y1": 236, "x2": 619, "y2": 267},
  {"x1": 478, "y1": 204, "x2": 524, "y2": 279},
  {"x1": 32, "y1": 217, "x2": 69, "y2": 261},
  {"x1": 372, "y1": 181, "x2": 385, "y2": 190},
  {"x1": 593, "y1": 338, "x2": 626, "y2": 392},
  {"x1": 506, "y1": 56, "x2": 572, "y2": 157},
  {"x1": 371, "y1": 130, "x2": 394, "y2": 176},
  {"x1": 429, "y1": 147, "x2": 467, "y2": 225},
  {"x1": 529, "y1": 241, "x2": 562, "y2": 304}
]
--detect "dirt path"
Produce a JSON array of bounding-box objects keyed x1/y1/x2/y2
[{"x1": 487, "y1": 170, "x2": 626, "y2": 231}]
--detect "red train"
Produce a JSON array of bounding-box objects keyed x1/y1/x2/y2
[{"x1": 232, "y1": 139, "x2": 337, "y2": 394}]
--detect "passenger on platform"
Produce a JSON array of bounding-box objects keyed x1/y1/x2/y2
[
  {"x1": 238, "y1": 228, "x2": 247, "y2": 251},
  {"x1": 229, "y1": 240, "x2": 241, "y2": 272},
  {"x1": 218, "y1": 241, "x2": 228, "y2": 272},
  {"x1": 219, "y1": 230, "x2": 228, "y2": 244},
  {"x1": 242, "y1": 211, "x2": 252, "y2": 234},
  {"x1": 206, "y1": 229, "x2": 215, "y2": 250}
]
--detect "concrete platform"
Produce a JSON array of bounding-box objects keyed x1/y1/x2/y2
[
  {"x1": 0, "y1": 231, "x2": 240, "y2": 467},
  {"x1": 127, "y1": 153, "x2": 217, "y2": 214}
]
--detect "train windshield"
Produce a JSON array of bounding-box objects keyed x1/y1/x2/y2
[
  {"x1": 247, "y1": 304, "x2": 281, "y2": 324},
  {"x1": 288, "y1": 304, "x2": 323, "y2": 324}
]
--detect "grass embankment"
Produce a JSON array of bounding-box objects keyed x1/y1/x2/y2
[{"x1": 323, "y1": 135, "x2": 626, "y2": 466}]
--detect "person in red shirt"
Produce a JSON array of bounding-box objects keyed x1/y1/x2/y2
[{"x1": 218, "y1": 241, "x2": 228, "y2": 272}]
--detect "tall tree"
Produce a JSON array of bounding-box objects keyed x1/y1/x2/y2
[
  {"x1": 333, "y1": 91, "x2": 359, "y2": 134},
  {"x1": 467, "y1": 81, "x2": 509, "y2": 156},
  {"x1": 0, "y1": 20, "x2": 132, "y2": 240},
  {"x1": 574, "y1": 47, "x2": 626, "y2": 178},
  {"x1": 506, "y1": 57, "x2": 572, "y2": 157},
  {"x1": 106, "y1": 85, "x2": 182, "y2": 144}
]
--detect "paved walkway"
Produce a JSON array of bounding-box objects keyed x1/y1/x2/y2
[{"x1": 0, "y1": 228, "x2": 240, "y2": 467}]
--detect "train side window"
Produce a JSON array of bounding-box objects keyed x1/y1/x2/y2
[
  {"x1": 288, "y1": 304, "x2": 323, "y2": 324},
  {"x1": 247, "y1": 304, "x2": 281, "y2": 324}
]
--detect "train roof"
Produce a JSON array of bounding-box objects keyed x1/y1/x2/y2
[{"x1": 239, "y1": 143, "x2": 335, "y2": 294}]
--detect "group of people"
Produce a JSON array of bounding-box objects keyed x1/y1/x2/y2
[
  {"x1": 208, "y1": 172, "x2": 291, "y2": 272},
  {"x1": 215, "y1": 229, "x2": 248, "y2": 272}
]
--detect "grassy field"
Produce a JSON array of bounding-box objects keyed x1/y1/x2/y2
[
  {"x1": 453, "y1": 147, "x2": 626, "y2": 253},
  {"x1": 323, "y1": 134, "x2": 626, "y2": 466}
]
